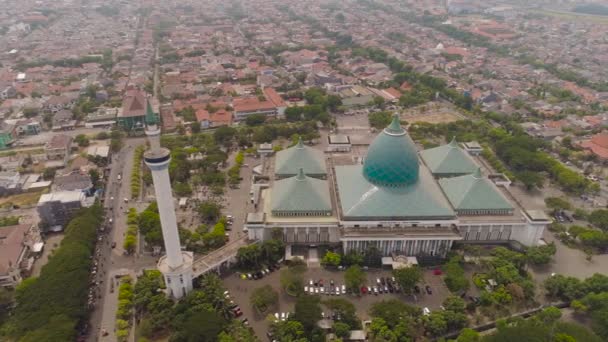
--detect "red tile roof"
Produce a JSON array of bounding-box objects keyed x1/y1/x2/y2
[
  {"x1": 580, "y1": 133, "x2": 608, "y2": 160},
  {"x1": 263, "y1": 87, "x2": 286, "y2": 107},
  {"x1": 233, "y1": 97, "x2": 276, "y2": 113},
  {"x1": 384, "y1": 87, "x2": 402, "y2": 98}
]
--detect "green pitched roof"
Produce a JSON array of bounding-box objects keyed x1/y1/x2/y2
[
  {"x1": 275, "y1": 138, "x2": 326, "y2": 177},
  {"x1": 335, "y1": 164, "x2": 455, "y2": 220},
  {"x1": 145, "y1": 98, "x2": 159, "y2": 126},
  {"x1": 271, "y1": 168, "x2": 332, "y2": 213},
  {"x1": 438, "y1": 169, "x2": 513, "y2": 211},
  {"x1": 362, "y1": 114, "x2": 420, "y2": 187},
  {"x1": 420, "y1": 138, "x2": 478, "y2": 176}
]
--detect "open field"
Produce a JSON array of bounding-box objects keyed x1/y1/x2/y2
[{"x1": 0, "y1": 190, "x2": 47, "y2": 207}]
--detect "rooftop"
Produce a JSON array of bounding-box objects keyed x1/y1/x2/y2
[
  {"x1": 38, "y1": 190, "x2": 84, "y2": 204},
  {"x1": 0, "y1": 224, "x2": 29, "y2": 275},
  {"x1": 271, "y1": 169, "x2": 332, "y2": 214},
  {"x1": 419, "y1": 138, "x2": 479, "y2": 176},
  {"x1": 438, "y1": 168, "x2": 514, "y2": 213},
  {"x1": 362, "y1": 115, "x2": 420, "y2": 187},
  {"x1": 274, "y1": 138, "x2": 326, "y2": 177}
]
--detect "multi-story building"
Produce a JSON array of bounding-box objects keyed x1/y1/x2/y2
[
  {"x1": 232, "y1": 87, "x2": 286, "y2": 121},
  {"x1": 37, "y1": 191, "x2": 86, "y2": 231},
  {"x1": 246, "y1": 116, "x2": 549, "y2": 262},
  {"x1": 0, "y1": 224, "x2": 35, "y2": 288},
  {"x1": 45, "y1": 134, "x2": 73, "y2": 163}
]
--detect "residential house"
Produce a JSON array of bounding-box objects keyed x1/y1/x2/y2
[
  {"x1": 44, "y1": 94, "x2": 76, "y2": 113},
  {"x1": 45, "y1": 134, "x2": 72, "y2": 163},
  {"x1": 0, "y1": 224, "x2": 33, "y2": 288},
  {"x1": 580, "y1": 133, "x2": 608, "y2": 161},
  {"x1": 14, "y1": 119, "x2": 41, "y2": 136},
  {"x1": 52, "y1": 110, "x2": 76, "y2": 131},
  {"x1": 0, "y1": 86, "x2": 16, "y2": 100},
  {"x1": 0, "y1": 171, "x2": 23, "y2": 196},
  {"x1": 53, "y1": 172, "x2": 93, "y2": 192}
]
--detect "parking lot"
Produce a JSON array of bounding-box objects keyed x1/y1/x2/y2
[{"x1": 222, "y1": 266, "x2": 451, "y2": 338}]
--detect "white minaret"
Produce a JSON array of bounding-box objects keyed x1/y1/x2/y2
[{"x1": 144, "y1": 124, "x2": 193, "y2": 299}]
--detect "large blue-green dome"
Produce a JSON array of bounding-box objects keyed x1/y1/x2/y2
[{"x1": 363, "y1": 115, "x2": 419, "y2": 187}]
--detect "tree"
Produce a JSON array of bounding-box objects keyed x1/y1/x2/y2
[
  {"x1": 245, "y1": 113, "x2": 266, "y2": 126},
  {"x1": 174, "y1": 309, "x2": 226, "y2": 342},
  {"x1": 42, "y1": 167, "x2": 56, "y2": 180},
  {"x1": 285, "y1": 107, "x2": 303, "y2": 122},
  {"x1": 237, "y1": 244, "x2": 262, "y2": 269},
  {"x1": 198, "y1": 200, "x2": 222, "y2": 222},
  {"x1": 545, "y1": 197, "x2": 571, "y2": 213},
  {"x1": 96, "y1": 131, "x2": 109, "y2": 140},
  {"x1": 250, "y1": 285, "x2": 278, "y2": 313},
  {"x1": 190, "y1": 122, "x2": 201, "y2": 133},
  {"x1": 293, "y1": 295, "x2": 322, "y2": 332},
  {"x1": 89, "y1": 169, "x2": 100, "y2": 188},
  {"x1": 392, "y1": 267, "x2": 422, "y2": 295},
  {"x1": 342, "y1": 251, "x2": 364, "y2": 266},
  {"x1": 322, "y1": 251, "x2": 341, "y2": 267},
  {"x1": 369, "y1": 300, "x2": 421, "y2": 328},
  {"x1": 526, "y1": 243, "x2": 557, "y2": 265},
  {"x1": 3, "y1": 205, "x2": 103, "y2": 340},
  {"x1": 444, "y1": 256, "x2": 469, "y2": 293},
  {"x1": 424, "y1": 312, "x2": 448, "y2": 336},
  {"x1": 544, "y1": 274, "x2": 584, "y2": 300},
  {"x1": 323, "y1": 298, "x2": 360, "y2": 330},
  {"x1": 517, "y1": 171, "x2": 544, "y2": 190},
  {"x1": 344, "y1": 265, "x2": 366, "y2": 292},
  {"x1": 589, "y1": 209, "x2": 608, "y2": 231},
  {"x1": 537, "y1": 306, "x2": 562, "y2": 325},
  {"x1": 280, "y1": 266, "x2": 305, "y2": 296},
  {"x1": 457, "y1": 328, "x2": 480, "y2": 342},
  {"x1": 123, "y1": 235, "x2": 136, "y2": 254},
  {"x1": 74, "y1": 134, "x2": 90, "y2": 147},
  {"x1": 443, "y1": 296, "x2": 466, "y2": 313},
  {"x1": 368, "y1": 111, "x2": 392, "y2": 129},
  {"x1": 272, "y1": 320, "x2": 306, "y2": 341},
  {"x1": 333, "y1": 322, "x2": 350, "y2": 338}
]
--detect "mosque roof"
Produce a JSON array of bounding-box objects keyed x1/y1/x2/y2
[
  {"x1": 438, "y1": 168, "x2": 513, "y2": 212},
  {"x1": 362, "y1": 115, "x2": 419, "y2": 187},
  {"x1": 419, "y1": 137, "x2": 479, "y2": 176},
  {"x1": 275, "y1": 138, "x2": 326, "y2": 177},
  {"x1": 271, "y1": 168, "x2": 332, "y2": 213}
]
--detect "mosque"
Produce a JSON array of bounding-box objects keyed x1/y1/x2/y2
[{"x1": 246, "y1": 115, "x2": 550, "y2": 261}]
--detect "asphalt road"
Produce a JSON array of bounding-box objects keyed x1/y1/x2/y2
[{"x1": 86, "y1": 137, "x2": 158, "y2": 342}]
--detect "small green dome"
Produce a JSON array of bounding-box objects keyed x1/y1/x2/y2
[{"x1": 363, "y1": 115, "x2": 419, "y2": 187}]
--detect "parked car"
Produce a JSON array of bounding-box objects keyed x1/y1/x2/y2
[
  {"x1": 373, "y1": 286, "x2": 378, "y2": 295},
  {"x1": 425, "y1": 285, "x2": 432, "y2": 295},
  {"x1": 414, "y1": 285, "x2": 420, "y2": 294},
  {"x1": 361, "y1": 286, "x2": 368, "y2": 294}
]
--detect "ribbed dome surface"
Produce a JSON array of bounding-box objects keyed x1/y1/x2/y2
[{"x1": 363, "y1": 115, "x2": 419, "y2": 187}]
